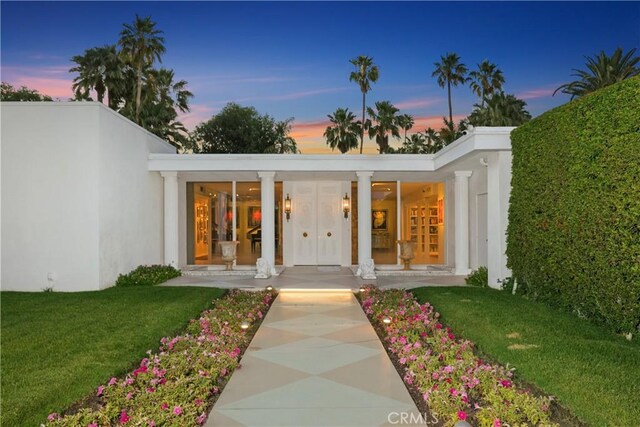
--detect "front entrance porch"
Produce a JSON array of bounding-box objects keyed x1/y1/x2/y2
[
  {"x1": 151, "y1": 129, "x2": 514, "y2": 287},
  {"x1": 165, "y1": 266, "x2": 466, "y2": 291}
]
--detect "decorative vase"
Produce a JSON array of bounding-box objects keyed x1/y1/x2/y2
[
  {"x1": 218, "y1": 241, "x2": 239, "y2": 271},
  {"x1": 397, "y1": 240, "x2": 415, "y2": 270}
]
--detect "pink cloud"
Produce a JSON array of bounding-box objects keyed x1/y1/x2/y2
[
  {"x1": 10, "y1": 76, "x2": 74, "y2": 99},
  {"x1": 410, "y1": 114, "x2": 466, "y2": 131},
  {"x1": 394, "y1": 98, "x2": 441, "y2": 110},
  {"x1": 2, "y1": 64, "x2": 74, "y2": 99},
  {"x1": 290, "y1": 119, "x2": 331, "y2": 139},
  {"x1": 516, "y1": 87, "x2": 556, "y2": 100},
  {"x1": 178, "y1": 104, "x2": 217, "y2": 130}
]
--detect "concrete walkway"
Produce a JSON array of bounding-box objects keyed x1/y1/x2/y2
[{"x1": 206, "y1": 290, "x2": 423, "y2": 426}]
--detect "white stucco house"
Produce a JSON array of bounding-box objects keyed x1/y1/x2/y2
[{"x1": 1, "y1": 102, "x2": 514, "y2": 292}]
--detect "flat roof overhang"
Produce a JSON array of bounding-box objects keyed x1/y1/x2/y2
[{"x1": 148, "y1": 127, "x2": 514, "y2": 182}]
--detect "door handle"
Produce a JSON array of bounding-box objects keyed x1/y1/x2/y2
[
  {"x1": 303, "y1": 232, "x2": 308, "y2": 238},
  {"x1": 327, "y1": 232, "x2": 332, "y2": 237}
]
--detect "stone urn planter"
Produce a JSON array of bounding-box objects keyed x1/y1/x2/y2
[
  {"x1": 397, "y1": 240, "x2": 415, "y2": 270},
  {"x1": 218, "y1": 241, "x2": 239, "y2": 271}
]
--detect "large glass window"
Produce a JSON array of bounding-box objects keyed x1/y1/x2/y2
[
  {"x1": 235, "y1": 182, "x2": 261, "y2": 266},
  {"x1": 400, "y1": 182, "x2": 445, "y2": 264},
  {"x1": 187, "y1": 182, "x2": 233, "y2": 265},
  {"x1": 371, "y1": 182, "x2": 398, "y2": 265},
  {"x1": 188, "y1": 181, "x2": 283, "y2": 266}
]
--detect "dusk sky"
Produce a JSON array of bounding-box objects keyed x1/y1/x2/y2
[{"x1": 2, "y1": 1, "x2": 639, "y2": 153}]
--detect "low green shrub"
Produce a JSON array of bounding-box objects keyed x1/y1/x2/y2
[
  {"x1": 465, "y1": 266, "x2": 488, "y2": 287},
  {"x1": 115, "y1": 265, "x2": 181, "y2": 287},
  {"x1": 499, "y1": 276, "x2": 518, "y2": 294}
]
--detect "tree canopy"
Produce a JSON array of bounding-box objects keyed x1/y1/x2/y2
[
  {"x1": 324, "y1": 108, "x2": 360, "y2": 153},
  {"x1": 68, "y1": 15, "x2": 191, "y2": 150},
  {"x1": 468, "y1": 92, "x2": 531, "y2": 126},
  {"x1": 554, "y1": 47, "x2": 640, "y2": 99},
  {"x1": 192, "y1": 103, "x2": 298, "y2": 154},
  {"x1": 1, "y1": 82, "x2": 53, "y2": 101}
]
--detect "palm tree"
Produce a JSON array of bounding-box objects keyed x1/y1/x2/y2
[
  {"x1": 554, "y1": 48, "x2": 640, "y2": 99},
  {"x1": 367, "y1": 101, "x2": 400, "y2": 154},
  {"x1": 70, "y1": 45, "x2": 123, "y2": 105},
  {"x1": 264, "y1": 119, "x2": 299, "y2": 154},
  {"x1": 349, "y1": 55, "x2": 379, "y2": 154},
  {"x1": 423, "y1": 128, "x2": 443, "y2": 154},
  {"x1": 118, "y1": 15, "x2": 166, "y2": 123},
  {"x1": 396, "y1": 113, "x2": 415, "y2": 142},
  {"x1": 134, "y1": 68, "x2": 193, "y2": 149},
  {"x1": 467, "y1": 92, "x2": 531, "y2": 126},
  {"x1": 432, "y1": 52, "x2": 468, "y2": 124},
  {"x1": 438, "y1": 117, "x2": 467, "y2": 145},
  {"x1": 469, "y1": 60, "x2": 505, "y2": 108},
  {"x1": 324, "y1": 108, "x2": 360, "y2": 154},
  {"x1": 398, "y1": 133, "x2": 427, "y2": 154}
]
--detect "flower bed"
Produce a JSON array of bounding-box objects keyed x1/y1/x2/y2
[
  {"x1": 358, "y1": 287, "x2": 556, "y2": 427},
  {"x1": 46, "y1": 289, "x2": 276, "y2": 426}
]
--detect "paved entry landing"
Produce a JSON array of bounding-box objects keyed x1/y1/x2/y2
[{"x1": 207, "y1": 291, "x2": 422, "y2": 426}]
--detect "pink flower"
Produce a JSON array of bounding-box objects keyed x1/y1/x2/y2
[
  {"x1": 493, "y1": 419, "x2": 502, "y2": 427},
  {"x1": 108, "y1": 377, "x2": 117, "y2": 386},
  {"x1": 161, "y1": 402, "x2": 169, "y2": 410},
  {"x1": 399, "y1": 357, "x2": 407, "y2": 364},
  {"x1": 148, "y1": 422, "x2": 156, "y2": 427},
  {"x1": 195, "y1": 399, "x2": 203, "y2": 406},
  {"x1": 47, "y1": 413, "x2": 59, "y2": 421},
  {"x1": 500, "y1": 379, "x2": 512, "y2": 388},
  {"x1": 96, "y1": 385, "x2": 105, "y2": 396},
  {"x1": 196, "y1": 413, "x2": 207, "y2": 425},
  {"x1": 147, "y1": 387, "x2": 155, "y2": 393},
  {"x1": 120, "y1": 411, "x2": 130, "y2": 424},
  {"x1": 126, "y1": 392, "x2": 133, "y2": 400},
  {"x1": 173, "y1": 406, "x2": 183, "y2": 415},
  {"x1": 88, "y1": 424, "x2": 98, "y2": 427},
  {"x1": 457, "y1": 411, "x2": 467, "y2": 421},
  {"x1": 133, "y1": 366, "x2": 148, "y2": 376}
]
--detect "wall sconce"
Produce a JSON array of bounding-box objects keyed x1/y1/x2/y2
[
  {"x1": 342, "y1": 193, "x2": 350, "y2": 219},
  {"x1": 284, "y1": 194, "x2": 292, "y2": 221}
]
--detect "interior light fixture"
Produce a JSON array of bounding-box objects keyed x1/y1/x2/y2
[
  {"x1": 284, "y1": 194, "x2": 292, "y2": 221},
  {"x1": 342, "y1": 193, "x2": 350, "y2": 219}
]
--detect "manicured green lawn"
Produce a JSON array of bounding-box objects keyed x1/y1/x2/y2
[
  {"x1": 0, "y1": 286, "x2": 225, "y2": 427},
  {"x1": 412, "y1": 287, "x2": 640, "y2": 427}
]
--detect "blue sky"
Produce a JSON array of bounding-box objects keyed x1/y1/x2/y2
[{"x1": 2, "y1": 1, "x2": 639, "y2": 152}]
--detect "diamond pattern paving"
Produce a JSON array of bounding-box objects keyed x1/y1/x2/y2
[{"x1": 207, "y1": 290, "x2": 422, "y2": 427}]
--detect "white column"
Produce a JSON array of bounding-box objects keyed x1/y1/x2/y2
[
  {"x1": 396, "y1": 180, "x2": 402, "y2": 265},
  {"x1": 454, "y1": 171, "x2": 472, "y2": 275},
  {"x1": 161, "y1": 171, "x2": 179, "y2": 267},
  {"x1": 487, "y1": 151, "x2": 512, "y2": 288},
  {"x1": 258, "y1": 172, "x2": 276, "y2": 276},
  {"x1": 356, "y1": 171, "x2": 375, "y2": 278}
]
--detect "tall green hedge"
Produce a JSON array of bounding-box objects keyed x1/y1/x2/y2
[{"x1": 507, "y1": 77, "x2": 640, "y2": 334}]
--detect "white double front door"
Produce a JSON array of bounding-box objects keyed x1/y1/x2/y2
[{"x1": 288, "y1": 181, "x2": 347, "y2": 265}]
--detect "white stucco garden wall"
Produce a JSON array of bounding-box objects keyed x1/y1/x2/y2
[
  {"x1": 97, "y1": 107, "x2": 174, "y2": 289},
  {"x1": 1, "y1": 102, "x2": 174, "y2": 292}
]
